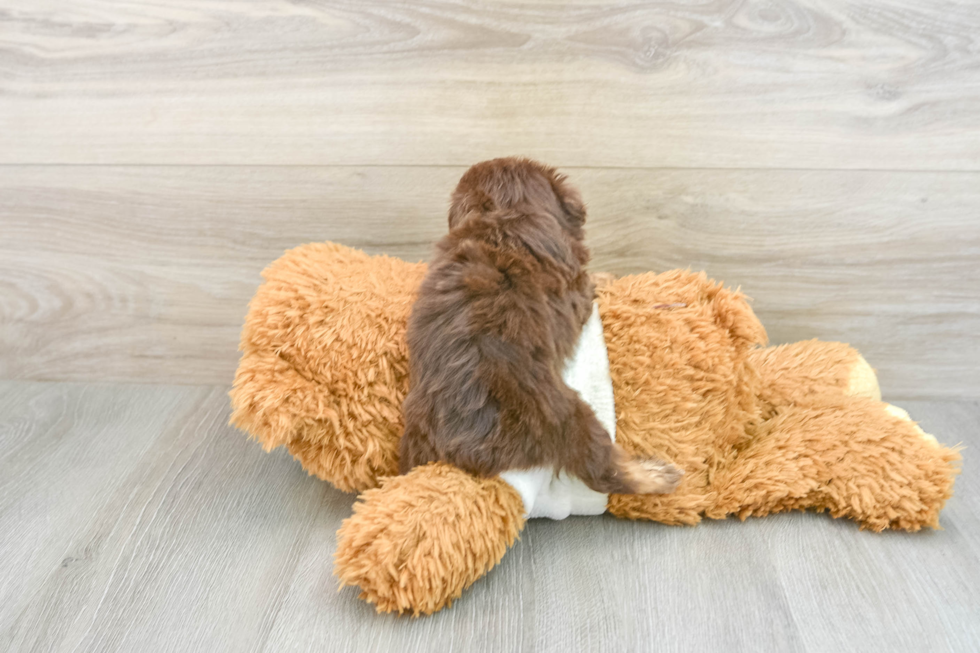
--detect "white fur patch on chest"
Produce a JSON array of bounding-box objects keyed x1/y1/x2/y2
[{"x1": 499, "y1": 304, "x2": 616, "y2": 519}]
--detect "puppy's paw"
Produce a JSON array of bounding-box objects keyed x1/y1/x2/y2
[{"x1": 622, "y1": 458, "x2": 683, "y2": 495}]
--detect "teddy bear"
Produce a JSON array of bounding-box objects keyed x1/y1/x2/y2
[{"x1": 229, "y1": 241, "x2": 960, "y2": 616}]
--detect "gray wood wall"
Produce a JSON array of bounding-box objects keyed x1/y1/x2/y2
[{"x1": 2, "y1": 1, "x2": 979, "y2": 399}]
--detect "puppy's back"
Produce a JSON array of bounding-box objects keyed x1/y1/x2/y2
[{"x1": 400, "y1": 205, "x2": 592, "y2": 476}]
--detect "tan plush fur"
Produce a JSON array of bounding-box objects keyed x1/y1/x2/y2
[
  {"x1": 230, "y1": 242, "x2": 960, "y2": 614},
  {"x1": 597, "y1": 277, "x2": 960, "y2": 531},
  {"x1": 334, "y1": 462, "x2": 525, "y2": 615},
  {"x1": 231, "y1": 242, "x2": 423, "y2": 491}
]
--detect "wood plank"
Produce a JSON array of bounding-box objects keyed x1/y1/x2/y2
[
  {"x1": 0, "y1": 381, "x2": 210, "y2": 648},
  {"x1": 2, "y1": 1, "x2": 979, "y2": 168},
  {"x1": 2, "y1": 165, "x2": 977, "y2": 397},
  {"x1": 0, "y1": 381, "x2": 348, "y2": 652},
  {"x1": 1, "y1": 381, "x2": 977, "y2": 651}
]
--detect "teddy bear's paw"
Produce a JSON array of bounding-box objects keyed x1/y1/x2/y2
[
  {"x1": 847, "y1": 354, "x2": 882, "y2": 401},
  {"x1": 884, "y1": 403, "x2": 939, "y2": 446},
  {"x1": 623, "y1": 458, "x2": 684, "y2": 494}
]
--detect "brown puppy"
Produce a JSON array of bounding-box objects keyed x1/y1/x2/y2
[{"x1": 399, "y1": 158, "x2": 681, "y2": 495}]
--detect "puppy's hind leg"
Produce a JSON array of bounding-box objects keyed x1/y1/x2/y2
[
  {"x1": 618, "y1": 455, "x2": 684, "y2": 495},
  {"x1": 398, "y1": 422, "x2": 440, "y2": 475},
  {"x1": 563, "y1": 398, "x2": 682, "y2": 495}
]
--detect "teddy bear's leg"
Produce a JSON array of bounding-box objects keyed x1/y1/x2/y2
[
  {"x1": 334, "y1": 463, "x2": 526, "y2": 615},
  {"x1": 882, "y1": 403, "x2": 940, "y2": 445},
  {"x1": 707, "y1": 396, "x2": 960, "y2": 531},
  {"x1": 749, "y1": 340, "x2": 881, "y2": 414}
]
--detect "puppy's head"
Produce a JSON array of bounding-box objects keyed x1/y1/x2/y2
[{"x1": 448, "y1": 157, "x2": 586, "y2": 237}]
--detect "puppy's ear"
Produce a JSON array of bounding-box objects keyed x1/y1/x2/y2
[
  {"x1": 551, "y1": 176, "x2": 586, "y2": 228},
  {"x1": 449, "y1": 189, "x2": 495, "y2": 229},
  {"x1": 560, "y1": 187, "x2": 586, "y2": 227},
  {"x1": 451, "y1": 210, "x2": 484, "y2": 230}
]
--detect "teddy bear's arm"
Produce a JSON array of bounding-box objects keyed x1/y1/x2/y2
[{"x1": 334, "y1": 462, "x2": 526, "y2": 615}]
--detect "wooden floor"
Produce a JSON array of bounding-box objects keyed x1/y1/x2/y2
[
  {"x1": 3, "y1": 1, "x2": 980, "y2": 651},
  {"x1": 0, "y1": 380, "x2": 977, "y2": 652}
]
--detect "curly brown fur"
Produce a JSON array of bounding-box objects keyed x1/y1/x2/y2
[{"x1": 398, "y1": 157, "x2": 680, "y2": 495}]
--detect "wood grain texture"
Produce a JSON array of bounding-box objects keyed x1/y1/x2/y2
[
  {"x1": 1, "y1": 0, "x2": 979, "y2": 168},
  {"x1": 1, "y1": 381, "x2": 978, "y2": 652},
  {"x1": 2, "y1": 165, "x2": 978, "y2": 397},
  {"x1": 0, "y1": 382, "x2": 345, "y2": 652}
]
